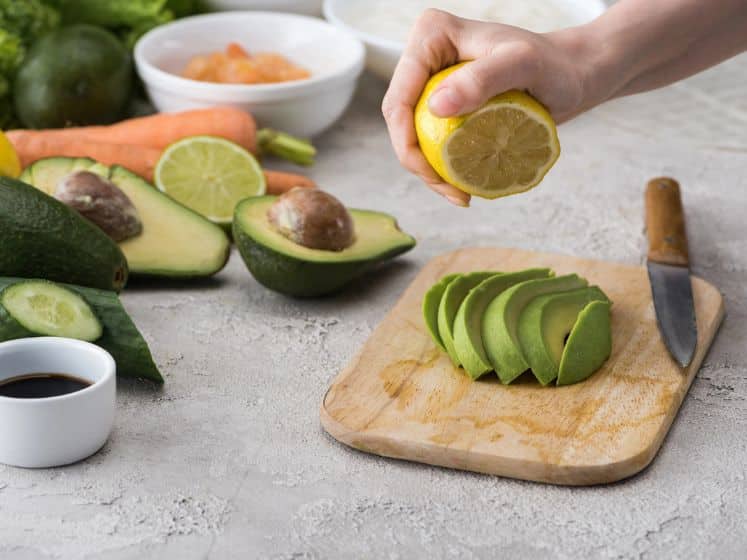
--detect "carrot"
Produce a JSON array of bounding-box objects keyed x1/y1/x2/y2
[
  {"x1": 11, "y1": 131, "x2": 316, "y2": 193},
  {"x1": 263, "y1": 169, "x2": 316, "y2": 194},
  {"x1": 8, "y1": 107, "x2": 258, "y2": 155},
  {"x1": 10, "y1": 136, "x2": 161, "y2": 180}
]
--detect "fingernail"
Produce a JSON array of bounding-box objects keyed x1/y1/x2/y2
[
  {"x1": 446, "y1": 195, "x2": 469, "y2": 207},
  {"x1": 429, "y1": 87, "x2": 463, "y2": 116}
]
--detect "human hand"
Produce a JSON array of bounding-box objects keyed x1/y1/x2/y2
[{"x1": 381, "y1": 9, "x2": 595, "y2": 207}]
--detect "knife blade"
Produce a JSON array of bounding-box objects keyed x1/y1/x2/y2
[{"x1": 645, "y1": 177, "x2": 698, "y2": 367}]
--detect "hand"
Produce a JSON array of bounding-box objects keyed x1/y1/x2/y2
[{"x1": 381, "y1": 9, "x2": 594, "y2": 207}]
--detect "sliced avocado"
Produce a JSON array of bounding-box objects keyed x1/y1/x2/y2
[
  {"x1": 483, "y1": 274, "x2": 587, "y2": 384},
  {"x1": 422, "y1": 273, "x2": 459, "y2": 351},
  {"x1": 454, "y1": 269, "x2": 552, "y2": 379},
  {"x1": 0, "y1": 176, "x2": 128, "y2": 291},
  {"x1": 233, "y1": 196, "x2": 416, "y2": 297},
  {"x1": 22, "y1": 158, "x2": 231, "y2": 278},
  {"x1": 557, "y1": 300, "x2": 612, "y2": 386},
  {"x1": 110, "y1": 166, "x2": 230, "y2": 277},
  {"x1": 437, "y1": 271, "x2": 497, "y2": 366},
  {"x1": 518, "y1": 286, "x2": 610, "y2": 385}
]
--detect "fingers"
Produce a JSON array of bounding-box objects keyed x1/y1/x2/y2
[
  {"x1": 428, "y1": 42, "x2": 542, "y2": 117},
  {"x1": 383, "y1": 16, "x2": 469, "y2": 207}
]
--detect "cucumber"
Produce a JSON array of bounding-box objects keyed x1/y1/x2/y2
[
  {"x1": 0, "y1": 280, "x2": 102, "y2": 342},
  {"x1": 0, "y1": 277, "x2": 163, "y2": 383}
]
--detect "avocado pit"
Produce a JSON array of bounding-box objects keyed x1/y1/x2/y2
[
  {"x1": 55, "y1": 170, "x2": 142, "y2": 242},
  {"x1": 267, "y1": 188, "x2": 355, "y2": 251}
]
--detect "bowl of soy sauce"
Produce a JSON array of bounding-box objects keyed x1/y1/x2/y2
[{"x1": 0, "y1": 337, "x2": 116, "y2": 468}]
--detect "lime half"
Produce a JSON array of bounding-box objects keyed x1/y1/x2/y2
[{"x1": 155, "y1": 135, "x2": 266, "y2": 225}]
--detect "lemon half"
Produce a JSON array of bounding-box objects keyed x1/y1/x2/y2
[{"x1": 415, "y1": 63, "x2": 560, "y2": 199}]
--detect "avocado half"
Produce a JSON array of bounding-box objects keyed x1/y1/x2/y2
[
  {"x1": 20, "y1": 157, "x2": 231, "y2": 278},
  {"x1": 233, "y1": 196, "x2": 416, "y2": 297}
]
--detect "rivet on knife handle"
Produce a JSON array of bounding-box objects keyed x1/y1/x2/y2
[{"x1": 645, "y1": 177, "x2": 689, "y2": 267}]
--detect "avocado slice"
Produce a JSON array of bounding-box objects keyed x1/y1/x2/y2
[
  {"x1": 233, "y1": 196, "x2": 416, "y2": 297},
  {"x1": 557, "y1": 300, "x2": 612, "y2": 386},
  {"x1": 22, "y1": 157, "x2": 231, "y2": 278},
  {"x1": 453, "y1": 269, "x2": 552, "y2": 379},
  {"x1": 437, "y1": 272, "x2": 497, "y2": 366},
  {"x1": 0, "y1": 176, "x2": 128, "y2": 291},
  {"x1": 483, "y1": 274, "x2": 588, "y2": 384},
  {"x1": 517, "y1": 286, "x2": 610, "y2": 385},
  {"x1": 422, "y1": 273, "x2": 459, "y2": 351}
]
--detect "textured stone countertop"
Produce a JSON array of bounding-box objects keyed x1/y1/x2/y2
[{"x1": 1, "y1": 53, "x2": 746, "y2": 560}]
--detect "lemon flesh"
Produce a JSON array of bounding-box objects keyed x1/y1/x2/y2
[
  {"x1": 155, "y1": 135, "x2": 266, "y2": 225},
  {"x1": 415, "y1": 63, "x2": 560, "y2": 199},
  {"x1": 0, "y1": 131, "x2": 21, "y2": 179}
]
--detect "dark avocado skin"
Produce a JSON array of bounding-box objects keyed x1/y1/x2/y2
[
  {"x1": 14, "y1": 25, "x2": 132, "y2": 128},
  {"x1": 0, "y1": 177, "x2": 128, "y2": 291},
  {"x1": 233, "y1": 224, "x2": 415, "y2": 298},
  {"x1": 0, "y1": 277, "x2": 161, "y2": 383}
]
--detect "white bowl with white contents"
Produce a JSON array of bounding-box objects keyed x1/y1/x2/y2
[
  {"x1": 0, "y1": 338, "x2": 116, "y2": 469},
  {"x1": 135, "y1": 12, "x2": 365, "y2": 137},
  {"x1": 324, "y1": 0, "x2": 607, "y2": 80},
  {"x1": 203, "y1": 0, "x2": 323, "y2": 16}
]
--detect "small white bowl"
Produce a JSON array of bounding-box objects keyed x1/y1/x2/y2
[
  {"x1": 135, "y1": 12, "x2": 365, "y2": 137},
  {"x1": 0, "y1": 338, "x2": 116, "y2": 469},
  {"x1": 203, "y1": 0, "x2": 323, "y2": 16},
  {"x1": 324, "y1": 0, "x2": 607, "y2": 81}
]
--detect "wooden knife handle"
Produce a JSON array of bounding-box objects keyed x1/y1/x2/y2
[{"x1": 645, "y1": 177, "x2": 689, "y2": 267}]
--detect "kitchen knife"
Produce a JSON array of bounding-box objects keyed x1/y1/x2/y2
[{"x1": 645, "y1": 177, "x2": 698, "y2": 367}]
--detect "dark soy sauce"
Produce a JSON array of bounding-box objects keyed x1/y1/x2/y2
[{"x1": 0, "y1": 373, "x2": 91, "y2": 399}]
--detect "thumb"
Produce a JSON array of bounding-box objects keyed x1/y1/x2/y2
[{"x1": 428, "y1": 52, "x2": 536, "y2": 117}]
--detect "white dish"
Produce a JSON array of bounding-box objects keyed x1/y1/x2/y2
[
  {"x1": 203, "y1": 0, "x2": 323, "y2": 16},
  {"x1": 135, "y1": 12, "x2": 365, "y2": 137},
  {"x1": 0, "y1": 338, "x2": 116, "y2": 468},
  {"x1": 323, "y1": 0, "x2": 607, "y2": 81}
]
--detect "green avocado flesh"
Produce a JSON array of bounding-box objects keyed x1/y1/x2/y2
[
  {"x1": 422, "y1": 273, "x2": 459, "y2": 351},
  {"x1": 233, "y1": 196, "x2": 416, "y2": 297},
  {"x1": 0, "y1": 277, "x2": 163, "y2": 383},
  {"x1": 558, "y1": 300, "x2": 612, "y2": 386},
  {"x1": 437, "y1": 272, "x2": 496, "y2": 366},
  {"x1": 517, "y1": 286, "x2": 609, "y2": 385},
  {"x1": 482, "y1": 274, "x2": 588, "y2": 384},
  {"x1": 453, "y1": 269, "x2": 552, "y2": 379},
  {"x1": 22, "y1": 157, "x2": 231, "y2": 278},
  {"x1": 0, "y1": 176, "x2": 128, "y2": 291}
]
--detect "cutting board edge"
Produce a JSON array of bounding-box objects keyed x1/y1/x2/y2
[{"x1": 320, "y1": 400, "x2": 659, "y2": 485}]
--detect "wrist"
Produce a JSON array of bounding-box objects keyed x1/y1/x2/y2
[{"x1": 550, "y1": 21, "x2": 630, "y2": 112}]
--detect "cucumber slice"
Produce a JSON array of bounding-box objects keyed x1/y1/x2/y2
[
  {"x1": 0, "y1": 277, "x2": 163, "y2": 383},
  {"x1": 1, "y1": 280, "x2": 102, "y2": 341}
]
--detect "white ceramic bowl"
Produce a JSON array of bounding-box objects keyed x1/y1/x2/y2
[
  {"x1": 135, "y1": 12, "x2": 365, "y2": 137},
  {"x1": 0, "y1": 338, "x2": 116, "y2": 468},
  {"x1": 324, "y1": 0, "x2": 607, "y2": 81},
  {"x1": 203, "y1": 0, "x2": 323, "y2": 16}
]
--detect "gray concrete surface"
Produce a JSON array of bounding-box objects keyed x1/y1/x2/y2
[{"x1": 1, "y1": 52, "x2": 746, "y2": 560}]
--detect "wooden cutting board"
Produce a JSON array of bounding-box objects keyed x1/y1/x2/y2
[{"x1": 320, "y1": 247, "x2": 724, "y2": 485}]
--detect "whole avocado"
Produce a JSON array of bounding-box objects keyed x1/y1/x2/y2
[{"x1": 14, "y1": 24, "x2": 132, "y2": 129}]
